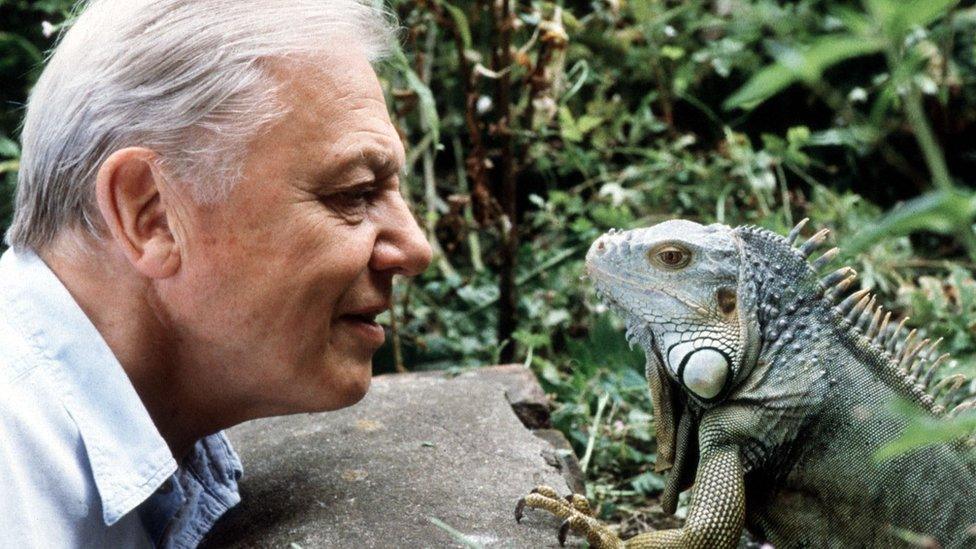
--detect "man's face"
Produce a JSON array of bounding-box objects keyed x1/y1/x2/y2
[{"x1": 160, "y1": 50, "x2": 432, "y2": 416}]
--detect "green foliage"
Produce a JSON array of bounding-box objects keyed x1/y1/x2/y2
[
  {"x1": 724, "y1": 35, "x2": 886, "y2": 110},
  {"x1": 0, "y1": 0, "x2": 75, "y2": 234},
  {"x1": 843, "y1": 189, "x2": 976, "y2": 255},
  {"x1": 531, "y1": 314, "x2": 663, "y2": 515},
  {"x1": 875, "y1": 401, "x2": 976, "y2": 461},
  {"x1": 725, "y1": 0, "x2": 976, "y2": 256}
]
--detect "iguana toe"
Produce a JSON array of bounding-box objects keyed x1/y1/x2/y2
[{"x1": 516, "y1": 485, "x2": 624, "y2": 548}]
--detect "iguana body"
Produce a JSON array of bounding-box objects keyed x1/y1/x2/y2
[{"x1": 517, "y1": 219, "x2": 976, "y2": 548}]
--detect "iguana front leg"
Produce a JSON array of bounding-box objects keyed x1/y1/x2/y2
[
  {"x1": 516, "y1": 441, "x2": 745, "y2": 548},
  {"x1": 625, "y1": 443, "x2": 745, "y2": 548}
]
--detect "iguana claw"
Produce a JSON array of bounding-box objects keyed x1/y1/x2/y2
[
  {"x1": 558, "y1": 518, "x2": 571, "y2": 546},
  {"x1": 515, "y1": 485, "x2": 624, "y2": 548}
]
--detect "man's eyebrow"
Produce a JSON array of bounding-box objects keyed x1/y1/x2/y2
[
  {"x1": 359, "y1": 146, "x2": 404, "y2": 176},
  {"x1": 344, "y1": 147, "x2": 403, "y2": 177},
  {"x1": 314, "y1": 145, "x2": 404, "y2": 190}
]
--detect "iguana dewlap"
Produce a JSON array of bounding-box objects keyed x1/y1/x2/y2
[{"x1": 517, "y1": 219, "x2": 976, "y2": 548}]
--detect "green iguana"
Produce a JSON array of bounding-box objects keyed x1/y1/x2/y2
[{"x1": 516, "y1": 219, "x2": 976, "y2": 548}]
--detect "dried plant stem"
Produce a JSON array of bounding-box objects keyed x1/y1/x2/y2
[
  {"x1": 493, "y1": 0, "x2": 518, "y2": 363},
  {"x1": 390, "y1": 283, "x2": 406, "y2": 373},
  {"x1": 452, "y1": 136, "x2": 485, "y2": 272},
  {"x1": 418, "y1": 19, "x2": 457, "y2": 279}
]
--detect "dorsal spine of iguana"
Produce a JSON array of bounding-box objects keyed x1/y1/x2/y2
[{"x1": 739, "y1": 218, "x2": 975, "y2": 419}]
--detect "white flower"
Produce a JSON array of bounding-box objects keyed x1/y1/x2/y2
[
  {"x1": 41, "y1": 21, "x2": 56, "y2": 38},
  {"x1": 915, "y1": 75, "x2": 938, "y2": 95},
  {"x1": 476, "y1": 95, "x2": 493, "y2": 114}
]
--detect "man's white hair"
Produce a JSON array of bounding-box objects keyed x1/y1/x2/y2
[{"x1": 6, "y1": 0, "x2": 396, "y2": 250}]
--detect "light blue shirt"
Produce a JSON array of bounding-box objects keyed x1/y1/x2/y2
[{"x1": 0, "y1": 248, "x2": 243, "y2": 547}]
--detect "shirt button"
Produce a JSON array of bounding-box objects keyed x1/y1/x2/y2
[{"x1": 158, "y1": 478, "x2": 174, "y2": 494}]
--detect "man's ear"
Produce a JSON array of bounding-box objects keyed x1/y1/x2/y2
[{"x1": 95, "y1": 147, "x2": 181, "y2": 279}]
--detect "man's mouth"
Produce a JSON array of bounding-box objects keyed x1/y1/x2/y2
[
  {"x1": 343, "y1": 312, "x2": 379, "y2": 325},
  {"x1": 341, "y1": 303, "x2": 388, "y2": 325},
  {"x1": 339, "y1": 304, "x2": 389, "y2": 347}
]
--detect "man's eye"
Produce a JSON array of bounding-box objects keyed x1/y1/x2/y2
[
  {"x1": 321, "y1": 187, "x2": 379, "y2": 217},
  {"x1": 338, "y1": 189, "x2": 372, "y2": 207}
]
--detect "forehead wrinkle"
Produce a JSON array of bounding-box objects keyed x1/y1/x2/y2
[{"x1": 322, "y1": 133, "x2": 404, "y2": 183}]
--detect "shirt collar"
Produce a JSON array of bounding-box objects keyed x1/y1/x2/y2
[{"x1": 0, "y1": 247, "x2": 177, "y2": 525}]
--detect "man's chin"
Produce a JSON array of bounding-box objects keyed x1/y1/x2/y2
[
  {"x1": 335, "y1": 371, "x2": 372, "y2": 408},
  {"x1": 315, "y1": 360, "x2": 373, "y2": 411}
]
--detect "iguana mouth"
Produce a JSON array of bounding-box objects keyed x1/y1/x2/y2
[{"x1": 585, "y1": 260, "x2": 711, "y2": 318}]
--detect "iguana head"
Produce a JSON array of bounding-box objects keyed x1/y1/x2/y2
[
  {"x1": 586, "y1": 219, "x2": 761, "y2": 472},
  {"x1": 587, "y1": 219, "x2": 761, "y2": 403}
]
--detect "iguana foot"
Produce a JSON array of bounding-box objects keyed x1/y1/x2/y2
[{"x1": 515, "y1": 485, "x2": 624, "y2": 548}]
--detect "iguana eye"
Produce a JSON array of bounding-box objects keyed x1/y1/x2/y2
[{"x1": 649, "y1": 245, "x2": 691, "y2": 269}]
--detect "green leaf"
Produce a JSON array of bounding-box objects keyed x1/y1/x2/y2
[
  {"x1": 0, "y1": 32, "x2": 44, "y2": 65},
  {"x1": 576, "y1": 115, "x2": 604, "y2": 135},
  {"x1": 845, "y1": 189, "x2": 976, "y2": 254},
  {"x1": 660, "y1": 45, "x2": 685, "y2": 60},
  {"x1": 875, "y1": 408, "x2": 976, "y2": 462},
  {"x1": 630, "y1": 470, "x2": 666, "y2": 494},
  {"x1": 831, "y1": 6, "x2": 873, "y2": 35},
  {"x1": 0, "y1": 137, "x2": 20, "y2": 158},
  {"x1": 437, "y1": 0, "x2": 471, "y2": 51},
  {"x1": 806, "y1": 126, "x2": 879, "y2": 149},
  {"x1": 559, "y1": 106, "x2": 583, "y2": 143},
  {"x1": 786, "y1": 125, "x2": 810, "y2": 145},
  {"x1": 0, "y1": 160, "x2": 19, "y2": 176},
  {"x1": 865, "y1": 0, "x2": 959, "y2": 39},
  {"x1": 724, "y1": 35, "x2": 885, "y2": 110},
  {"x1": 390, "y1": 48, "x2": 440, "y2": 146}
]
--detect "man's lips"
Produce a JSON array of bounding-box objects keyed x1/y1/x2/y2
[
  {"x1": 338, "y1": 303, "x2": 389, "y2": 346},
  {"x1": 343, "y1": 312, "x2": 380, "y2": 324},
  {"x1": 340, "y1": 303, "x2": 389, "y2": 324}
]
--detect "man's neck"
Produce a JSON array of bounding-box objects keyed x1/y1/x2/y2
[{"x1": 40, "y1": 239, "x2": 215, "y2": 459}]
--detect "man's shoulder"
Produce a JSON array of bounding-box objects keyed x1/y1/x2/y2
[
  {"x1": 0, "y1": 299, "x2": 46, "y2": 385},
  {"x1": 0, "y1": 305, "x2": 102, "y2": 543},
  {"x1": 0, "y1": 315, "x2": 87, "y2": 488},
  {"x1": 0, "y1": 338, "x2": 94, "y2": 545},
  {"x1": 0, "y1": 319, "x2": 152, "y2": 547},
  {"x1": 0, "y1": 309, "x2": 70, "y2": 447}
]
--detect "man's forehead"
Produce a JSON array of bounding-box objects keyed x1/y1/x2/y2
[
  {"x1": 262, "y1": 50, "x2": 404, "y2": 178},
  {"x1": 269, "y1": 48, "x2": 383, "y2": 101},
  {"x1": 324, "y1": 133, "x2": 405, "y2": 176}
]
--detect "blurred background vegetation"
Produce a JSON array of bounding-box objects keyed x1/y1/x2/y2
[{"x1": 3, "y1": 0, "x2": 976, "y2": 533}]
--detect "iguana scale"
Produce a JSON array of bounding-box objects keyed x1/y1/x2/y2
[{"x1": 516, "y1": 219, "x2": 976, "y2": 548}]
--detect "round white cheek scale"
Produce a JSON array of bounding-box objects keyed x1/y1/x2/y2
[{"x1": 681, "y1": 348, "x2": 729, "y2": 399}]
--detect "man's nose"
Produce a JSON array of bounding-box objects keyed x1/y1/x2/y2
[{"x1": 370, "y1": 193, "x2": 433, "y2": 277}]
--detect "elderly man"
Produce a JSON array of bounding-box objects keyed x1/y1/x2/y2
[{"x1": 0, "y1": 0, "x2": 432, "y2": 546}]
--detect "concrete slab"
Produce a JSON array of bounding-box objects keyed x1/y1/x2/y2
[{"x1": 202, "y1": 370, "x2": 581, "y2": 548}]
